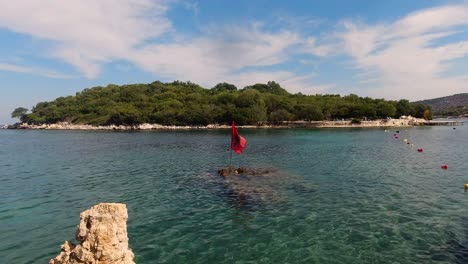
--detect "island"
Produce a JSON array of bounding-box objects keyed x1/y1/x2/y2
[{"x1": 9, "y1": 80, "x2": 437, "y2": 129}]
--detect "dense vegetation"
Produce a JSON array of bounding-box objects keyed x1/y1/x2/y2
[
  {"x1": 417, "y1": 93, "x2": 468, "y2": 117},
  {"x1": 13, "y1": 81, "x2": 432, "y2": 126}
]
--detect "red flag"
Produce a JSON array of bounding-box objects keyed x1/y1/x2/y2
[{"x1": 231, "y1": 121, "x2": 247, "y2": 154}]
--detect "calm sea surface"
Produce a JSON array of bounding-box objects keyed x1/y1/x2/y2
[{"x1": 1, "y1": 125, "x2": 468, "y2": 263}]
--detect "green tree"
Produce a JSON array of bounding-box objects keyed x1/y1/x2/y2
[
  {"x1": 107, "y1": 104, "x2": 141, "y2": 127},
  {"x1": 423, "y1": 109, "x2": 432, "y2": 120},
  {"x1": 376, "y1": 102, "x2": 396, "y2": 118},
  {"x1": 295, "y1": 104, "x2": 324, "y2": 121},
  {"x1": 233, "y1": 90, "x2": 267, "y2": 125},
  {"x1": 11, "y1": 107, "x2": 29, "y2": 123},
  {"x1": 396, "y1": 99, "x2": 412, "y2": 117},
  {"x1": 243, "y1": 81, "x2": 288, "y2": 95},
  {"x1": 412, "y1": 103, "x2": 428, "y2": 118},
  {"x1": 269, "y1": 109, "x2": 294, "y2": 124},
  {"x1": 212, "y1": 82, "x2": 237, "y2": 92}
]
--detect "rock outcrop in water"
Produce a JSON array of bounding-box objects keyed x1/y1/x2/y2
[
  {"x1": 49, "y1": 203, "x2": 135, "y2": 264},
  {"x1": 217, "y1": 167, "x2": 274, "y2": 177},
  {"x1": 210, "y1": 166, "x2": 316, "y2": 210}
]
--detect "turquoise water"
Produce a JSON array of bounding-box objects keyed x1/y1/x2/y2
[{"x1": 1, "y1": 126, "x2": 468, "y2": 263}]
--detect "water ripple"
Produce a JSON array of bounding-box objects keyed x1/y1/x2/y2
[{"x1": 0, "y1": 127, "x2": 467, "y2": 263}]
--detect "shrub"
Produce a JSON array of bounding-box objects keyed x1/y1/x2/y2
[{"x1": 351, "y1": 118, "x2": 362, "y2": 124}]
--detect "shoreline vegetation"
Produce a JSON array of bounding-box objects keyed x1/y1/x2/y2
[
  {"x1": 4, "y1": 116, "x2": 462, "y2": 130},
  {"x1": 10, "y1": 81, "x2": 434, "y2": 128}
]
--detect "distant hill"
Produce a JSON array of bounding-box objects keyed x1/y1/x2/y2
[{"x1": 417, "y1": 93, "x2": 468, "y2": 117}]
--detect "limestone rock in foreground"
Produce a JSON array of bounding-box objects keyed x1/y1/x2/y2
[{"x1": 49, "y1": 203, "x2": 135, "y2": 264}]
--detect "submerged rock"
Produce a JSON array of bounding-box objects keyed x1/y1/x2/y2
[
  {"x1": 217, "y1": 166, "x2": 275, "y2": 177},
  {"x1": 210, "y1": 166, "x2": 316, "y2": 210},
  {"x1": 217, "y1": 167, "x2": 235, "y2": 177},
  {"x1": 49, "y1": 203, "x2": 135, "y2": 264}
]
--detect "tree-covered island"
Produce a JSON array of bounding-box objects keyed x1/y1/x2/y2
[{"x1": 13, "y1": 81, "x2": 432, "y2": 126}]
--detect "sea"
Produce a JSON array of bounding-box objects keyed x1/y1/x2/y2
[{"x1": 1, "y1": 124, "x2": 467, "y2": 263}]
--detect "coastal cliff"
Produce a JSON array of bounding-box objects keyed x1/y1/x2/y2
[{"x1": 49, "y1": 203, "x2": 134, "y2": 264}]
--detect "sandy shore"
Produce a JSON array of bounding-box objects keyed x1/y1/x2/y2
[{"x1": 3, "y1": 117, "x2": 433, "y2": 130}]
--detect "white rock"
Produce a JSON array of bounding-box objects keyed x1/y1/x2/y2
[{"x1": 49, "y1": 203, "x2": 135, "y2": 264}]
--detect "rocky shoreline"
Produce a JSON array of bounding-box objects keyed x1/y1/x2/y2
[{"x1": 2, "y1": 117, "x2": 436, "y2": 130}]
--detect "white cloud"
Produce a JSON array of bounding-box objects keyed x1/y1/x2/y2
[
  {"x1": 131, "y1": 25, "x2": 301, "y2": 84},
  {"x1": 337, "y1": 4, "x2": 468, "y2": 100},
  {"x1": 0, "y1": 63, "x2": 74, "y2": 79},
  {"x1": 392, "y1": 5, "x2": 468, "y2": 38},
  {"x1": 0, "y1": 0, "x2": 331, "y2": 94},
  {"x1": 0, "y1": 0, "x2": 171, "y2": 78},
  {"x1": 8, "y1": 1, "x2": 467, "y2": 100},
  {"x1": 303, "y1": 37, "x2": 336, "y2": 57},
  {"x1": 131, "y1": 25, "x2": 332, "y2": 93}
]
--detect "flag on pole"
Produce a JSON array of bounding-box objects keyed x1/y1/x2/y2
[{"x1": 231, "y1": 121, "x2": 247, "y2": 154}]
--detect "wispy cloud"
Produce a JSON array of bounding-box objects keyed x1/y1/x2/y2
[
  {"x1": 0, "y1": 0, "x2": 329, "y2": 93},
  {"x1": 336, "y1": 4, "x2": 468, "y2": 99},
  {"x1": 178, "y1": 0, "x2": 200, "y2": 15},
  {"x1": 1, "y1": 1, "x2": 466, "y2": 99},
  {"x1": 0, "y1": 63, "x2": 74, "y2": 79},
  {"x1": 0, "y1": 0, "x2": 171, "y2": 78},
  {"x1": 131, "y1": 25, "x2": 302, "y2": 85}
]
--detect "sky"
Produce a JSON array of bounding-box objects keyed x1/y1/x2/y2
[{"x1": 1, "y1": 0, "x2": 468, "y2": 124}]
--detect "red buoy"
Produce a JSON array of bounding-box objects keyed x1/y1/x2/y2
[
  {"x1": 441, "y1": 164, "x2": 448, "y2": 169},
  {"x1": 417, "y1": 148, "x2": 423, "y2": 152}
]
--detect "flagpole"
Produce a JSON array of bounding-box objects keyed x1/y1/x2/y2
[{"x1": 229, "y1": 149, "x2": 233, "y2": 168}]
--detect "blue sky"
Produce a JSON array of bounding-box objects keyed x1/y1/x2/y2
[{"x1": 1, "y1": 0, "x2": 468, "y2": 124}]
